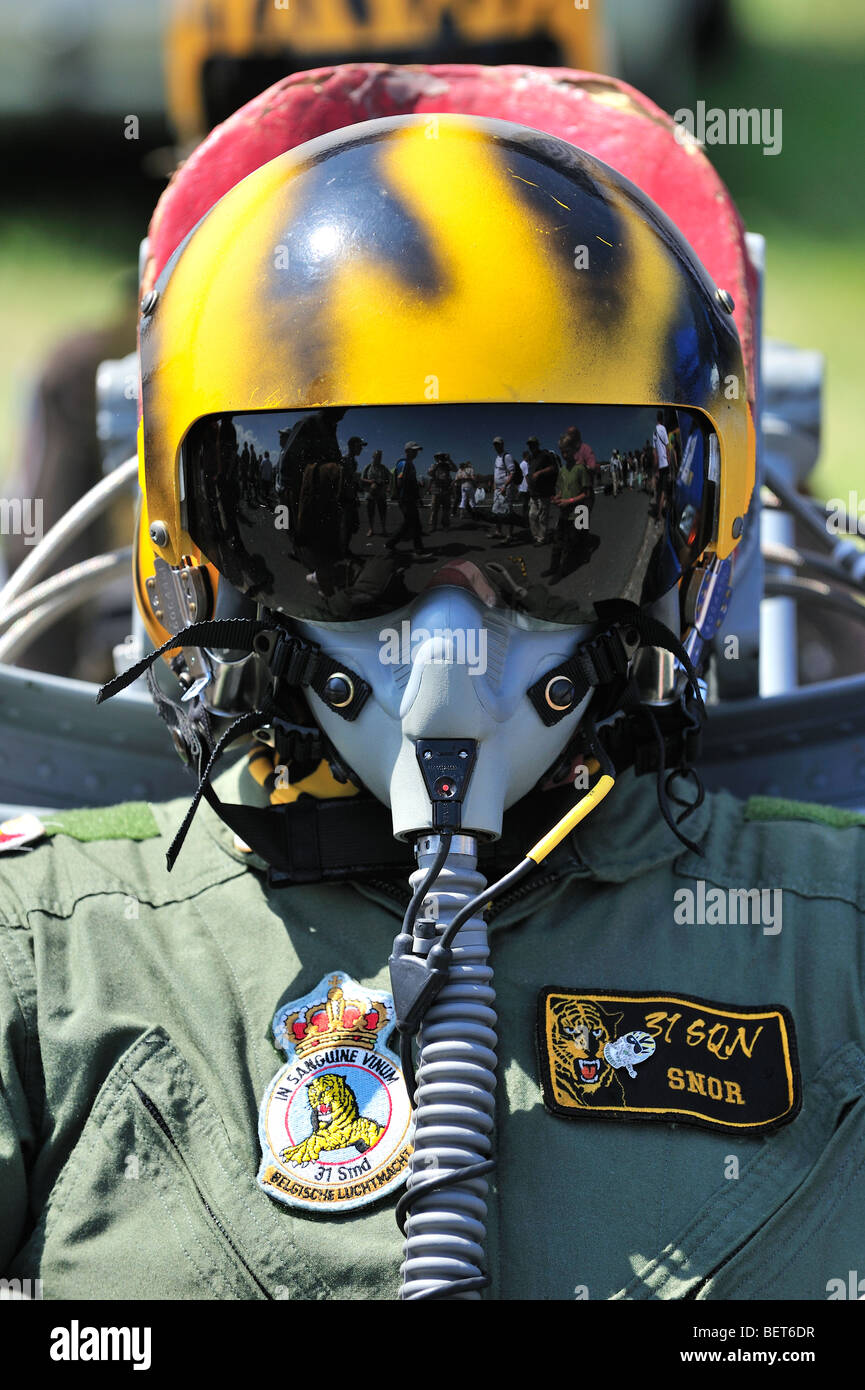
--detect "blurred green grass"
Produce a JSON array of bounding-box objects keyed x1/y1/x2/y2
[
  {"x1": 0, "y1": 206, "x2": 140, "y2": 483},
  {"x1": 698, "y1": 0, "x2": 865, "y2": 500},
  {"x1": 741, "y1": 0, "x2": 865, "y2": 47},
  {"x1": 0, "y1": 0, "x2": 862, "y2": 500}
]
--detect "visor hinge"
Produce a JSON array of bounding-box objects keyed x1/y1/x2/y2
[{"x1": 146, "y1": 557, "x2": 213, "y2": 683}]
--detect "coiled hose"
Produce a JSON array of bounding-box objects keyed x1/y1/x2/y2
[
  {"x1": 397, "y1": 834, "x2": 496, "y2": 1300},
  {"x1": 392, "y1": 774, "x2": 617, "y2": 1299}
]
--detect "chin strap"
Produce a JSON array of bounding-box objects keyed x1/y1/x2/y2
[{"x1": 97, "y1": 618, "x2": 370, "y2": 870}]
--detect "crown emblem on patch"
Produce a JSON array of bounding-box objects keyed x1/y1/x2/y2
[{"x1": 283, "y1": 976, "x2": 388, "y2": 1058}]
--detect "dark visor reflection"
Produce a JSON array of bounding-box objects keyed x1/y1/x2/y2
[{"x1": 183, "y1": 404, "x2": 715, "y2": 625}]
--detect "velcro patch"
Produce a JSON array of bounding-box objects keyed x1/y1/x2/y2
[
  {"x1": 537, "y1": 988, "x2": 800, "y2": 1135},
  {"x1": 744, "y1": 795, "x2": 865, "y2": 829},
  {"x1": 44, "y1": 803, "x2": 161, "y2": 843}
]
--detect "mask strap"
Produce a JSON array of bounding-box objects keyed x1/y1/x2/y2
[
  {"x1": 97, "y1": 618, "x2": 370, "y2": 718},
  {"x1": 97, "y1": 619, "x2": 272, "y2": 704},
  {"x1": 165, "y1": 705, "x2": 273, "y2": 869},
  {"x1": 97, "y1": 617, "x2": 370, "y2": 871},
  {"x1": 588, "y1": 600, "x2": 707, "y2": 855},
  {"x1": 592, "y1": 598, "x2": 705, "y2": 713}
]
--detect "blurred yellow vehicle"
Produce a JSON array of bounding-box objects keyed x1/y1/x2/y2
[{"x1": 167, "y1": 0, "x2": 608, "y2": 143}]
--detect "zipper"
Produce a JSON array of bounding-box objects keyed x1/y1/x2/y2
[
  {"x1": 365, "y1": 865, "x2": 568, "y2": 921},
  {"x1": 487, "y1": 869, "x2": 564, "y2": 920},
  {"x1": 133, "y1": 1083, "x2": 271, "y2": 1299},
  {"x1": 364, "y1": 876, "x2": 412, "y2": 908}
]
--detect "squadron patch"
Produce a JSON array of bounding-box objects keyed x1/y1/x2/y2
[
  {"x1": 257, "y1": 972, "x2": 413, "y2": 1212},
  {"x1": 537, "y1": 988, "x2": 801, "y2": 1135}
]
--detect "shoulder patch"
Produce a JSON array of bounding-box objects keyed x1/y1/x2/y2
[
  {"x1": 258, "y1": 972, "x2": 413, "y2": 1212},
  {"x1": 0, "y1": 813, "x2": 47, "y2": 852},
  {"x1": 744, "y1": 796, "x2": 865, "y2": 829},
  {"x1": 537, "y1": 987, "x2": 801, "y2": 1136}
]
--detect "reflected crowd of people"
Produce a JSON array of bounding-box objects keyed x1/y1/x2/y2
[{"x1": 186, "y1": 407, "x2": 697, "y2": 625}]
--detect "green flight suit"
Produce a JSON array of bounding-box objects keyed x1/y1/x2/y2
[{"x1": 1, "y1": 759, "x2": 864, "y2": 1301}]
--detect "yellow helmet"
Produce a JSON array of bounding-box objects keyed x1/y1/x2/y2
[
  {"x1": 139, "y1": 113, "x2": 752, "y2": 620},
  {"x1": 109, "y1": 99, "x2": 756, "y2": 869}
]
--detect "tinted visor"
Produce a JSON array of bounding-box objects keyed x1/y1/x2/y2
[{"x1": 183, "y1": 404, "x2": 718, "y2": 627}]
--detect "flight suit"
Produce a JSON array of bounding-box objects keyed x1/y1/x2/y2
[{"x1": 1, "y1": 761, "x2": 864, "y2": 1301}]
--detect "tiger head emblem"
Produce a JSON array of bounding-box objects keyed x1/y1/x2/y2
[
  {"x1": 549, "y1": 998, "x2": 625, "y2": 1106},
  {"x1": 307, "y1": 1073, "x2": 351, "y2": 1133},
  {"x1": 280, "y1": 1072, "x2": 384, "y2": 1167}
]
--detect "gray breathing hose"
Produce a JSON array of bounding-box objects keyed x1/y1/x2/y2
[
  {"x1": 0, "y1": 548, "x2": 133, "y2": 632},
  {"x1": 0, "y1": 548, "x2": 133, "y2": 663},
  {"x1": 399, "y1": 834, "x2": 497, "y2": 1300},
  {"x1": 0, "y1": 454, "x2": 138, "y2": 611}
]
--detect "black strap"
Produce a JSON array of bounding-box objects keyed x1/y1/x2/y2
[
  {"x1": 97, "y1": 619, "x2": 271, "y2": 705},
  {"x1": 97, "y1": 616, "x2": 371, "y2": 872},
  {"x1": 98, "y1": 618, "x2": 370, "y2": 723},
  {"x1": 203, "y1": 790, "x2": 408, "y2": 884},
  {"x1": 527, "y1": 625, "x2": 630, "y2": 727},
  {"x1": 165, "y1": 706, "x2": 273, "y2": 870},
  {"x1": 191, "y1": 780, "x2": 586, "y2": 889}
]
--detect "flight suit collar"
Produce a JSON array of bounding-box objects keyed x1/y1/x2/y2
[
  {"x1": 200, "y1": 753, "x2": 273, "y2": 873},
  {"x1": 566, "y1": 768, "x2": 712, "y2": 883}
]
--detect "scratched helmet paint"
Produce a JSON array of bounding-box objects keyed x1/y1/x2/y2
[{"x1": 135, "y1": 114, "x2": 754, "y2": 838}]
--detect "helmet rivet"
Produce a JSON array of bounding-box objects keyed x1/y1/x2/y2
[
  {"x1": 732, "y1": 515, "x2": 744, "y2": 539},
  {"x1": 545, "y1": 676, "x2": 576, "y2": 712},
  {"x1": 140, "y1": 289, "x2": 158, "y2": 316},
  {"x1": 149, "y1": 520, "x2": 169, "y2": 547},
  {"x1": 715, "y1": 287, "x2": 735, "y2": 314},
  {"x1": 323, "y1": 673, "x2": 354, "y2": 709}
]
